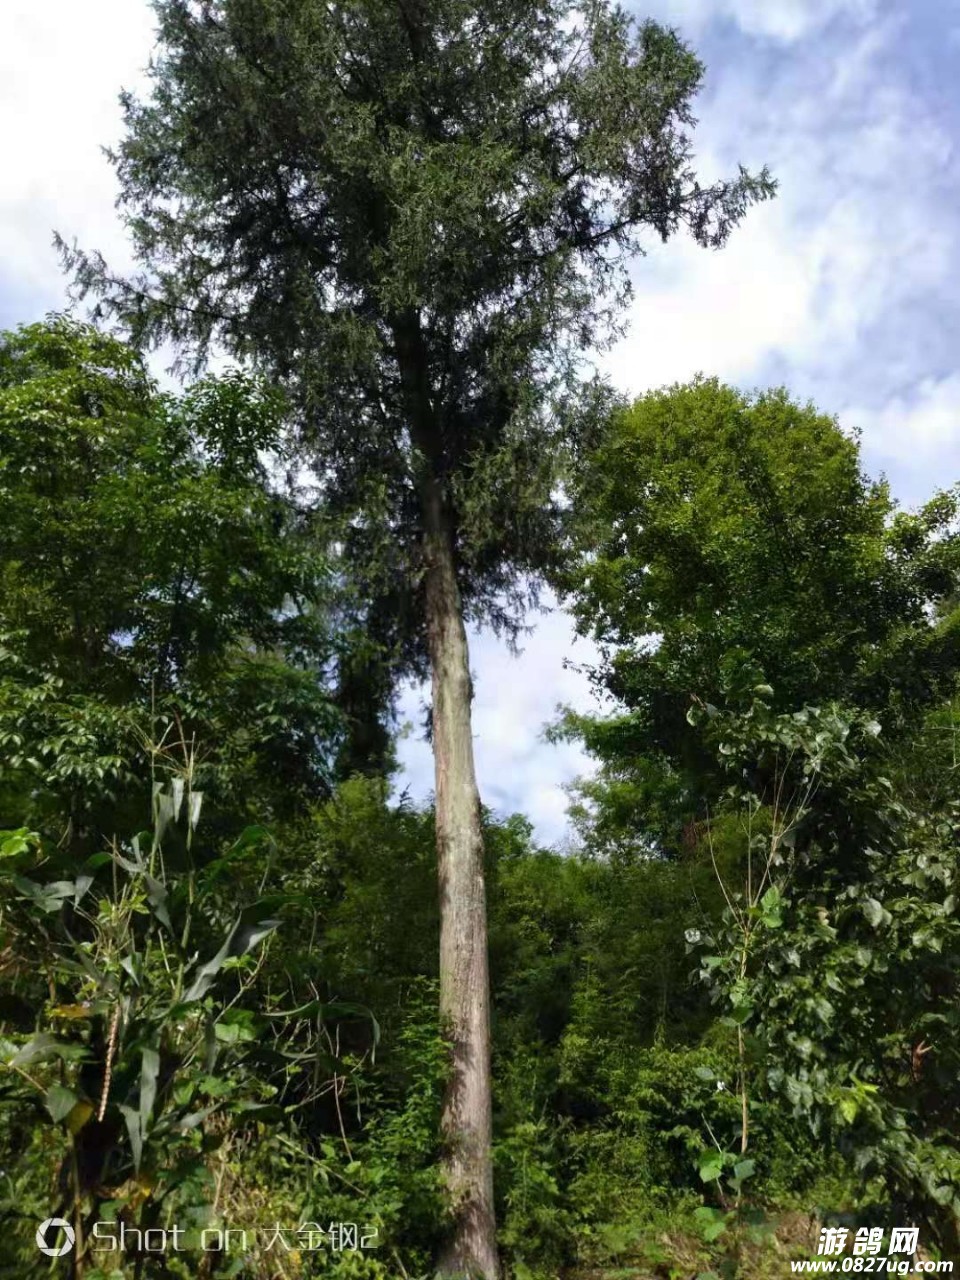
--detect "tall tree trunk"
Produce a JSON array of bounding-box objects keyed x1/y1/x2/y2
[
  {"x1": 423, "y1": 485, "x2": 498, "y2": 1280},
  {"x1": 394, "y1": 311, "x2": 499, "y2": 1278}
]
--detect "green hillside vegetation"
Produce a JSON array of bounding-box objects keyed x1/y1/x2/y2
[
  {"x1": 1, "y1": 321, "x2": 957, "y2": 1278},
  {"x1": 1, "y1": 0, "x2": 958, "y2": 1275}
]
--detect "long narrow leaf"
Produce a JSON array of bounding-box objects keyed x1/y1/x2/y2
[{"x1": 140, "y1": 1046, "x2": 160, "y2": 1132}]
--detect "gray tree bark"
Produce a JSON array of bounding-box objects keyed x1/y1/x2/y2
[{"x1": 394, "y1": 312, "x2": 499, "y2": 1279}]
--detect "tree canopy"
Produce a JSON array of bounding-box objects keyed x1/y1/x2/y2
[
  {"x1": 64, "y1": 0, "x2": 775, "y2": 639},
  {"x1": 557, "y1": 378, "x2": 960, "y2": 854},
  {"x1": 0, "y1": 317, "x2": 345, "y2": 825}
]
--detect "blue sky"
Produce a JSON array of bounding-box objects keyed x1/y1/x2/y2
[{"x1": 2, "y1": 0, "x2": 958, "y2": 844}]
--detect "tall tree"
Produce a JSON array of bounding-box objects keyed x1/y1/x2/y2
[
  {"x1": 62, "y1": 4, "x2": 773, "y2": 1270},
  {"x1": 558, "y1": 378, "x2": 960, "y2": 856}
]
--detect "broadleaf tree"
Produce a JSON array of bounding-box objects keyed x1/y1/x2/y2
[
  {"x1": 61, "y1": 2, "x2": 774, "y2": 1270},
  {"x1": 557, "y1": 378, "x2": 960, "y2": 857},
  {"x1": 0, "y1": 317, "x2": 343, "y2": 827}
]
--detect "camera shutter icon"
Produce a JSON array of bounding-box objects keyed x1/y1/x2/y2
[{"x1": 36, "y1": 1218, "x2": 76, "y2": 1257}]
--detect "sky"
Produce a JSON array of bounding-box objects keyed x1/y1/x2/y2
[{"x1": 2, "y1": 0, "x2": 959, "y2": 845}]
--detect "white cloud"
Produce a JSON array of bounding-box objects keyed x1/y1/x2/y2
[
  {"x1": 0, "y1": 2, "x2": 155, "y2": 312},
  {"x1": 842, "y1": 373, "x2": 960, "y2": 483},
  {"x1": 660, "y1": 0, "x2": 879, "y2": 42},
  {"x1": 602, "y1": 14, "x2": 958, "y2": 411},
  {"x1": 602, "y1": 199, "x2": 815, "y2": 393}
]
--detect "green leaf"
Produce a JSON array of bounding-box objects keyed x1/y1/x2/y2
[
  {"x1": 170, "y1": 777, "x2": 184, "y2": 823},
  {"x1": 232, "y1": 1101, "x2": 282, "y2": 1121},
  {"x1": 759, "y1": 885, "x2": 783, "y2": 928},
  {"x1": 862, "y1": 897, "x2": 889, "y2": 928},
  {"x1": 12, "y1": 1033, "x2": 87, "y2": 1066},
  {"x1": 73, "y1": 873, "x2": 94, "y2": 905},
  {"x1": 13, "y1": 876, "x2": 75, "y2": 913},
  {"x1": 140, "y1": 1046, "x2": 160, "y2": 1131},
  {"x1": 214, "y1": 1010, "x2": 259, "y2": 1044},
  {"x1": 175, "y1": 1106, "x2": 215, "y2": 1132},
  {"x1": 143, "y1": 874, "x2": 173, "y2": 932},
  {"x1": 183, "y1": 914, "x2": 280, "y2": 1003},
  {"x1": 198, "y1": 1075, "x2": 234, "y2": 1098},
  {"x1": 0, "y1": 829, "x2": 38, "y2": 859},
  {"x1": 838, "y1": 1096, "x2": 858, "y2": 1124},
  {"x1": 233, "y1": 918, "x2": 281, "y2": 956},
  {"x1": 183, "y1": 931, "x2": 236, "y2": 1004},
  {"x1": 46, "y1": 1084, "x2": 80, "y2": 1124},
  {"x1": 120, "y1": 1104, "x2": 143, "y2": 1173},
  {"x1": 693, "y1": 1206, "x2": 728, "y2": 1243}
]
